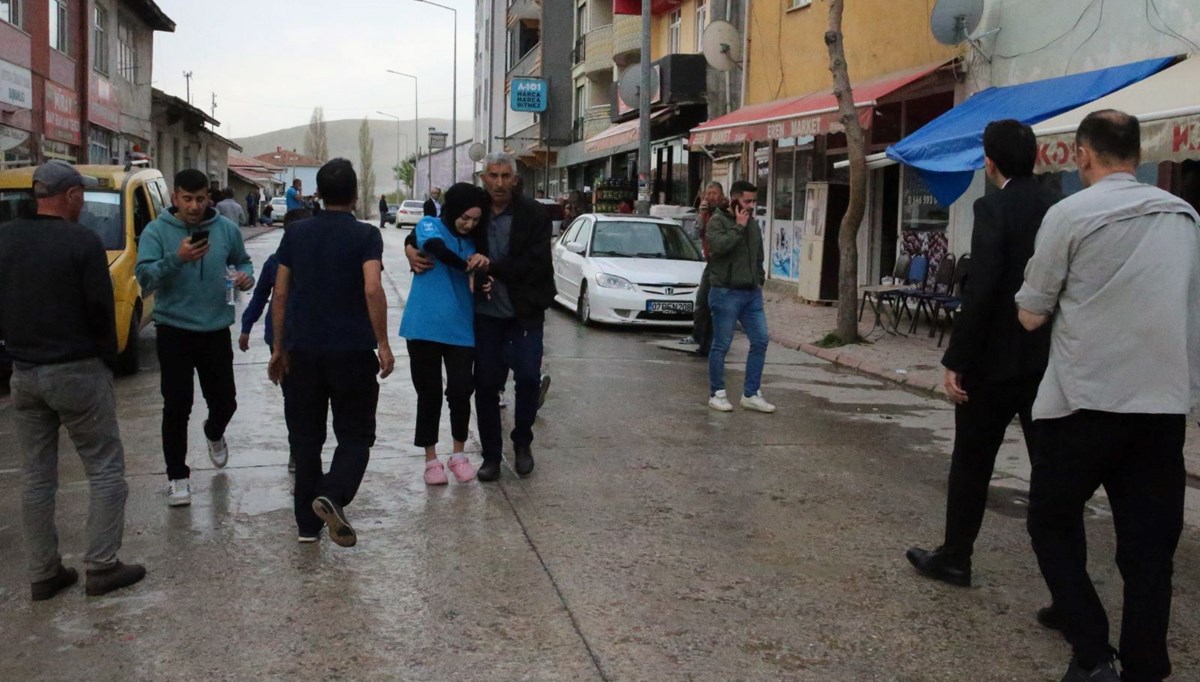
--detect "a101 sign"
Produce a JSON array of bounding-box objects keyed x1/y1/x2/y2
[{"x1": 510, "y1": 78, "x2": 548, "y2": 113}]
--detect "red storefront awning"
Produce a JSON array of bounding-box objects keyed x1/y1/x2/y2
[
  {"x1": 585, "y1": 110, "x2": 671, "y2": 154},
  {"x1": 614, "y1": 0, "x2": 682, "y2": 15},
  {"x1": 688, "y1": 61, "x2": 948, "y2": 147}
]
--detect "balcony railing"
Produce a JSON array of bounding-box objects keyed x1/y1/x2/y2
[
  {"x1": 583, "y1": 24, "x2": 613, "y2": 75},
  {"x1": 571, "y1": 36, "x2": 586, "y2": 66},
  {"x1": 508, "y1": 43, "x2": 542, "y2": 78},
  {"x1": 584, "y1": 105, "x2": 612, "y2": 139},
  {"x1": 612, "y1": 15, "x2": 641, "y2": 67}
]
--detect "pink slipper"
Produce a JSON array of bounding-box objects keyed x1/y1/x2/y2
[
  {"x1": 447, "y1": 455, "x2": 476, "y2": 483},
  {"x1": 424, "y1": 459, "x2": 448, "y2": 486}
]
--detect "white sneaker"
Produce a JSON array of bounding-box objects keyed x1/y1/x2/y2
[
  {"x1": 740, "y1": 392, "x2": 777, "y2": 413},
  {"x1": 205, "y1": 423, "x2": 229, "y2": 468},
  {"x1": 167, "y1": 479, "x2": 192, "y2": 507},
  {"x1": 708, "y1": 390, "x2": 734, "y2": 412}
]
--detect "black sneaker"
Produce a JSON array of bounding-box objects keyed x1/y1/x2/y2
[
  {"x1": 905, "y1": 545, "x2": 971, "y2": 587},
  {"x1": 514, "y1": 445, "x2": 535, "y2": 477},
  {"x1": 1059, "y1": 656, "x2": 1119, "y2": 682},
  {"x1": 31, "y1": 563, "x2": 78, "y2": 601},
  {"x1": 312, "y1": 496, "x2": 357, "y2": 547},
  {"x1": 477, "y1": 459, "x2": 502, "y2": 482},
  {"x1": 85, "y1": 561, "x2": 146, "y2": 597}
]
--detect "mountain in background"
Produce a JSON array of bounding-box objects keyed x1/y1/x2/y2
[{"x1": 233, "y1": 118, "x2": 474, "y2": 195}]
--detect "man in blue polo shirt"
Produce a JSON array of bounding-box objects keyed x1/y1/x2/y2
[
  {"x1": 268, "y1": 159, "x2": 394, "y2": 547},
  {"x1": 285, "y1": 178, "x2": 304, "y2": 212}
]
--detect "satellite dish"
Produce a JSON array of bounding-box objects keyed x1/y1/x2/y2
[
  {"x1": 618, "y1": 66, "x2": 660, "y2": 109},
  {"x1": 701, "y1": 21, "x2": 743, "y2": 72},
  {"x1": 468, "y1": 142, "x2": 486, "y2": 162},
  {"x1": 930, "y1": 0, "x2": 984, "y2": 45}
]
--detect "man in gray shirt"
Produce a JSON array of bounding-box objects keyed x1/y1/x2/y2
[{"x1": 1016, "y1": 110, "x2": 1200, "y2": 682}]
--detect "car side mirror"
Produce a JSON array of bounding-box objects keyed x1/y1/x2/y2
[{"x1": 565, "y1": 243, "x2": 586, "y2": 255}]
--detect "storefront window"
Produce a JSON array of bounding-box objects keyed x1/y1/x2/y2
[
  {"x1": 901, "y1": 168, "x2": 949, "y2": 232},
  {"x1": 0, "y1": 124, "x2": 32, "y2": 170},
  {"x1": 88, "y1": 125, "x2": 114, "y2": 164},
  {"x1": 41, "y1": 137, "x2": 77, "y2": 162},
  {"x1": 773, "y1": 149, "x2": 793, "y2": 221}
]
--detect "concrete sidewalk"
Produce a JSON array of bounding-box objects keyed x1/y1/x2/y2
[{"x1": 759, "y1": 280, "x2": 1200, "y2": 479}]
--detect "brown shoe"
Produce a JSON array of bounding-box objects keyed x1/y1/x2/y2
[
  {"x1": 85, "y1": 561, "x2": 146, "y2": 597},
  {"x1": 31, "y1": 563, "x2": 78, "y2": 601}
]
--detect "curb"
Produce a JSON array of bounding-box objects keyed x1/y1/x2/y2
[{"x1": 770, "y1": 331, "x2": 948, "y2": 399}]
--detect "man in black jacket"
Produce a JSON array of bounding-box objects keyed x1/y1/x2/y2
[
  {"x1": 406, "y1": 154, "x2": 554, "y2": 481},
  {"x1": 423, "y1": 187, "x2": 442, "y2": 217},
  {"x1": 906, "y1": 120, "x2": 1059, "y2": 591}
]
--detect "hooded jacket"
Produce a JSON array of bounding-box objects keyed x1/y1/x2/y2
[
  {"x1": 135, "y1": 207, "x2": 254, "y2": 332},
  {"x1": 706, "y1": 206, "x2": 765, "y2": 289}
]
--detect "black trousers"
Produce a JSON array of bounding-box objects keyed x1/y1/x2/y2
[
  {"x1": 155, "y1": 325, "x2": 238, "y2": 481},
  {"x1": 1027, "y1": 411, "x2": 1185, "y2": 681},
  {"x1": 942, "y1": 378, "x2": 1040, "y2": 558},
  {"x1": 407, "y1": 340, "x2": 474, "y2": 448},
  {"x1": 474, "y1": 315, "x2": 543, "y2": 463},
  {"x1": 692, "y1": 266, "x2": 712, "y2": 353},
  {"x1": 283, "y1": 349, "x2": 380, "y2": 536}
]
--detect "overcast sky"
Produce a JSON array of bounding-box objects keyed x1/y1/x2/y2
[{"x1": 152, "y1": 0, "x2": 473, "y2": 138}]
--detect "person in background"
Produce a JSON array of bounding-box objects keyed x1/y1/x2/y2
[
  {"x1": 246, "y1": 189, "x2": 259, "y2": 226},
  {"x1": 616, "y1": 199, "x2": 634, "y2": 214},
  {"x1": 260, "y1": 200, "x2": 274, "y2": 226},
  {"x1": 269, "y1": 158, "x2": 394, "y2": 547},
  {"x1": 705, "y1": 180, "x2": 773, "y2": 414},
  {"x1": 285, "y1": 178, "x2": 304, "y2": 212},
  {"x1": 423, "y1": 187, "x2": 443, "y2": 217},
  {"x1": 0, "y1": 161, "x2": 146, "y2": 600},
  {"x1": 534, "y1": 190, "x2": 546, "y2": 199},
  {"x1": 135, "y1": 169, "x2": 255, "y2": 508},
  {"x1": 680, "y1": 182, "x2": 723, "y2": 356},
  {"x1": 239, "y1": 208, "x2": 312, "y2": 473},
  {"x1": 216, "y1": 189, "x2": 246, "y2": 226},
  {"x1": 399, "y1": 183, "x2": 492, "y2": 486},
  {"x1": 379, "y1": 194, "x2": 389, "y2": 229}
]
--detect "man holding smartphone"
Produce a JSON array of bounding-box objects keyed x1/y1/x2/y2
[
  {"x1": 136, "y1": 169, "x2": 255, "y2": 508},
  {"x1": 705, "y1": 180, "x2": 774, "y2": 414}
]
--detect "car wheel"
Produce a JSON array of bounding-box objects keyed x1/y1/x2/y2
[
  {"x1": 577, "y1": 283, "x2": 593, "y2": 327},
  {"x1": 115, "y1": 307, "x2": 140, "y2": 376}
]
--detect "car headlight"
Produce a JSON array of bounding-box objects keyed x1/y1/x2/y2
[{"x1": 596, "y1": 273, "x2": 635, "y2": 290}]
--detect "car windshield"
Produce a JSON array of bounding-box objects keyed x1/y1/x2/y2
[
  {"x1": 0, "y1": 189, "x2": 123, "y2": 250},
  {"x1": 589, "y1": 221, "x2": 702, "y2": 261}
]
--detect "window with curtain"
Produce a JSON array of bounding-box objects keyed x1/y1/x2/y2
[
  {"x1": 49, "y1": 0, "x2": 68, "y2": 54},
  {"x1": 668, "y1": 9, "x2": 681, "y2": 54},
  {"x1": 93, "y1": 5, "x2": 109, "y2": 75}
]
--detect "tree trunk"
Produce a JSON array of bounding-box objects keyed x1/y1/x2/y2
[{"x1": 824, "y1": 0, "x2": 868, "y2": 344}]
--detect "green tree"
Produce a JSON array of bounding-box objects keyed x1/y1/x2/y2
[
  {"x1": 304, "y1": 107, "x2": 329, "y2": 162},
  {"x1": 394, "y1": 154, "x2": 416, "y2": 196},
  {"x1": 357, "y1": 117, "x2": 377, "y2": 219}
]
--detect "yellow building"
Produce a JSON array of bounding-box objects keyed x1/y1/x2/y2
[{"x1": 691, "y1": 0, "x2": 962, "y2": 290}]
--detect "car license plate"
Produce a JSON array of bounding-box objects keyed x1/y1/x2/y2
[{"x1": 646, "y1": 300, "x2": 693, "y2": 314}]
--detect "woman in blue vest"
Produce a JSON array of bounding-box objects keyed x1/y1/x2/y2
[{"x1": 400, "y1": 183, "x2": 492, "y2": 485}]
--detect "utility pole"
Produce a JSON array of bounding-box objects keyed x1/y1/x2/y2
[
  {"x1": 636, "y1": 0, "x2": 652, "y2": 215},
  {"x1": 210, "y1": 93, "x2": 217, "y2": 130},
  {"x1": 183, "y1": 71, "x2": 192, "y2": 103}
]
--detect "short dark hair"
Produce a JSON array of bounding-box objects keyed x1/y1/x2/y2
[
  {"x1": 316, "y1": 158, "x2": 357, "y2": 205},
  {"x1": 175, "y1": 169, "x2": 209, "y2": 193},
  {"x1": 983, "y1": 119, "x2": 1037, "y2": 178},
  {"x1": 440, "y1": 182, "x2": 491, "y2": 236},
  {"x1": 1077, "y1": 109, "x2": 1141, "y2": 165},
  {"x1": 729, "y1": 180, "x2": 757, "y2": 198},
  {"x1": 282, "y1": 208, "x2": 312, "y2": 227}
]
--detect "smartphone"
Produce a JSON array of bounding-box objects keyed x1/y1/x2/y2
[{"x1": 191, "y1": 230, "x2": 209, "y2": 245}]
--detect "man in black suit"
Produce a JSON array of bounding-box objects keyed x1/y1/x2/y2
[
  {"x1": 906, "y1": 120, "x2": 1058, "y2": 590},
  {"x1": 423, "y1": 187, "x2": 442, "y2": 217}
]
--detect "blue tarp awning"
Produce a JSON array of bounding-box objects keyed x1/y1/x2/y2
[{"x1": 885, "y1": 57, "x2": 1174, "y2": 206}]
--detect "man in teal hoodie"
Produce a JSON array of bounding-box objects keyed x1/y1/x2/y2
[{"x1": 136, "y1": 168, "x2": 254, "y2": 508}]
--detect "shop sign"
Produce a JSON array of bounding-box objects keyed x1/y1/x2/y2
[
  {"x1": 689, "y1": 108, "x2": 872, "y2": 147},
  {"x1": 44, "y1": 81, "x2": 81, "y2": 145},
  {"x1": 510, "y1": 78, "x2": 548, "y2": 113},
  {"x1": 901, "y1": 168, "x2": 949, "y2": 232},
  {"x1": 90, "y1": 76, "x2": 121, "y2": 131},
  {"x1": 0, "y1": 59, "x2": 33, "y2": 110}
]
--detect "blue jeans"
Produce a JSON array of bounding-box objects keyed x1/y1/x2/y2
[
  {"x1": 708, "y1": 287, "x2": 769, "y2": 397},
  {"x1": 474, "y1": 315, "x2": 544, "y2": 463}
]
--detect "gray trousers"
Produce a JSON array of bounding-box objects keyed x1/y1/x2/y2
[{"x1": 11, "y1": 358, "x2": 127, "y2": 582}]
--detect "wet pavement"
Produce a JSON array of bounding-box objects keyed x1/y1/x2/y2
[{"x1": 1, "y1": 225, "x2": 1199, "y2": 681}]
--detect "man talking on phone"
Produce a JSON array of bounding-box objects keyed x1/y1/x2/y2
[
  {"x1": 137, "y1": 169, "x2": 255, "y2": 508},
  {"x1": 705, "y1": 180, "x2": 774, "y2": 414}
]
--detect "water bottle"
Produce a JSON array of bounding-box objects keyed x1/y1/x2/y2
[{"x1": 225, "y1": 265, "x2": 237, "y2": 306}]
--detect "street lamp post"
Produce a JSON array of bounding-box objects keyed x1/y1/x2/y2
[
  {"x1": 386, "y1": 69, "x2": 422, "y2": 197},
  {"x1": 408, "y1": 0, "x2": 457, "y2": 181},
  {"x1": 637, "y1": 0, "x2": 652, "y2": 216},
  {"x1": 377, "y1": 111, "x2": 403, "y2": 201}
]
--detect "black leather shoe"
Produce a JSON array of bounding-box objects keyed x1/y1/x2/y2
[
  {"x1": 1038, "y1": 604, "x2": 1066, "y2": 632},
  {"x1": 31, "y1": 563, "x2": 77, "y2": 601},
  {"x1": 905, "y1": 545, "x2": 971, "y2": 587},
  {"x1": 1059, "y1": 655, "x2": 1119, "y2": 682},
  {"x1": 514, "y1": 445, "x2": 535, "y2": 477},
  {"x1": 85, "y1": 561, "x2": 146, "y2": 597},
  {"x1": 477, "y1": 460, "x2": 502, "y2": 482}
]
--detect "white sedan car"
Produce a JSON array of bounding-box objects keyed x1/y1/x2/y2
[
  {"x1": 552, "y1": 214, "x2": 705, "y2": 327},
  {"x1": 395, "y1": 199, "x2": 425, "y2": 227}
]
